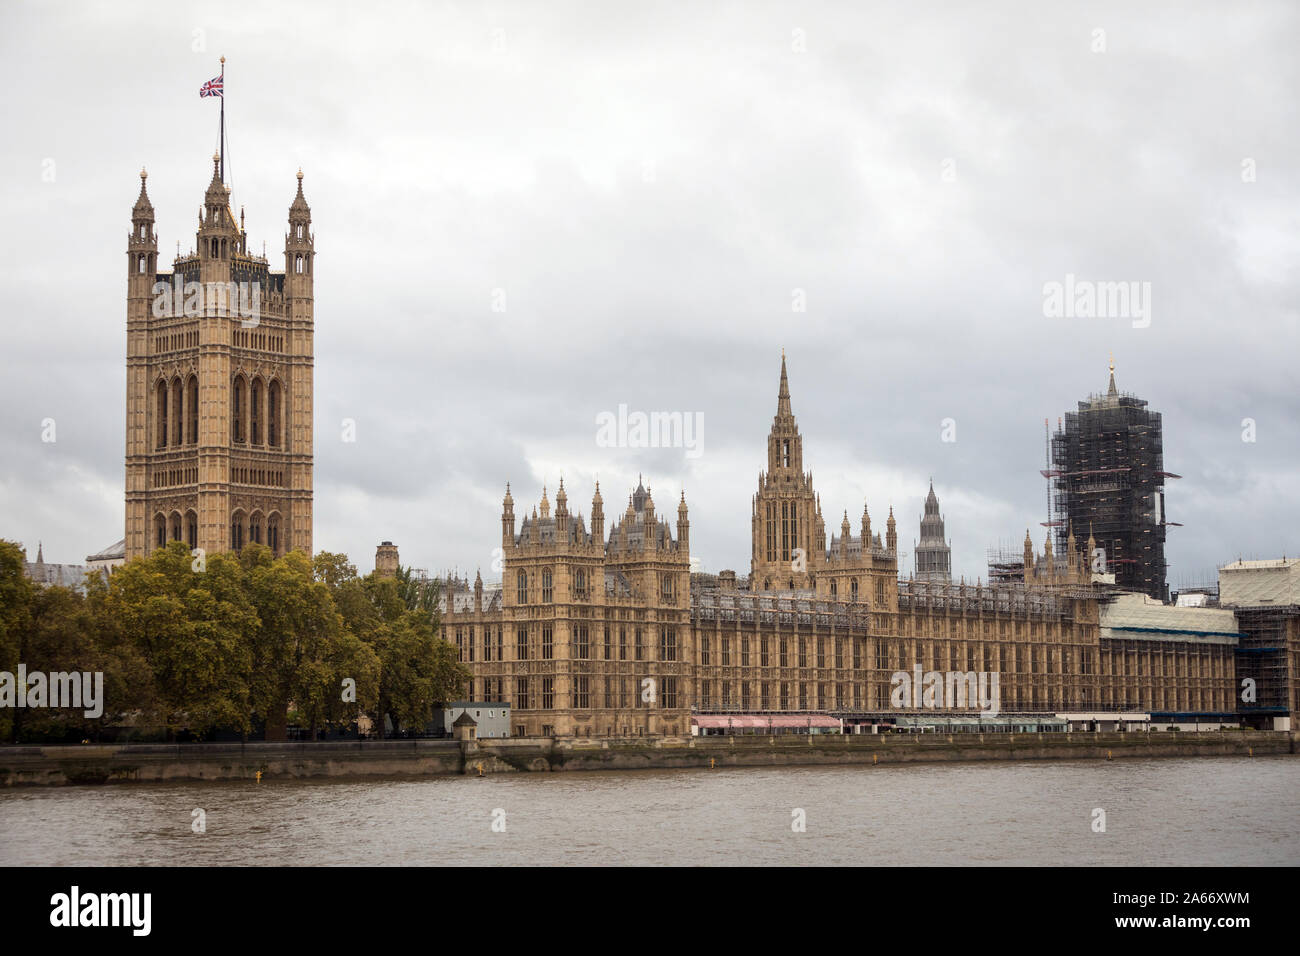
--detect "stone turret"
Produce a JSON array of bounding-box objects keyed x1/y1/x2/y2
[
  {"x1": 677, "y1": 491, "x2": 690, "y2": 552},
  {"x1": 914, "y1": 480, "x2": 952, "y2": 583},
  {"x1": 591, "y1": 482, "x2": 604, "y2": 541},
  {"x1": 502, "y1": 483, "x2": 515, "y2": 545},
  {"x1": 375, "y1": 541, "x2": 399, "y2": 578}
]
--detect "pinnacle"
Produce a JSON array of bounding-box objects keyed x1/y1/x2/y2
[
  {"x1": 776, "y1": 351, "x2": 792, "y2": 420},
  {"x1": 133, "y1": 167, "x2": 154, "y2": 213}
]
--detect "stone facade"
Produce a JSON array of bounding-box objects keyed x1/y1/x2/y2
[
  {"x1": 441, "y1": 354, "x2": 1243, "y2": 736},
  {"x1": 444, "y1": 479, "x2": 692, "y2": 737},
  {"x1": 124, "y1": 157, "x2": 314, "y2": 560}
]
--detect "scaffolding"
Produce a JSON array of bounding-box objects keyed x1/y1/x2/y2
[
  {"x1": 986, "y1": 546, "x2": 1026, "y2": 586},
  {"x1": 1231, "y1": 606, "x2": 1296, "y2": 719},
  {"x1": 1048, "y1": 384, "x2": 1175, "y2": 601}
]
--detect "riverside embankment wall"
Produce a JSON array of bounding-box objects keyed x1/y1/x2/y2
[
  {"x1": 0, "y1": 739, "x2": 464, "y2": 786},
  {"x1": 2, "y1": 731, "x2": 1294, "y2": 786}
]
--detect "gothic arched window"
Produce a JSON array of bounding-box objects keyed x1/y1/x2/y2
[
  {"x1": 268, "y1": 513, "x2": 281, "y2": 555},
  {"x1": 187, "y1": 376, "x2": 199, "y2": 444},
  {"x1": 250, "y1": 378, "x2": 263, "y2": 445},
  {"x1": 850, "y1": 578, "x2": 859, "y2": 602},
  {"x1": 541, "y1": 569, "x2": 553, "y2": 603},
  {"x1": 231, "y1": 512, "x2": 245, "y2": 551},
  {"x1": 250, "y1": 512, "x2": 263, "y2": 545},
  {"x1": 267, "y1": 380, "x2": 280, "y2": 448},
  {"x1": 171, "y1": 378, "x2": 183, "y2": 446},
  {"x1": 781, "y1": 501, "x2": 790, "y2": 562},
  {"x1": 156, "y1": 380, "x2": 168, "y2": 448},
  {"x1": 232, "y1": 376, "x2": 245, "y2": 443}
]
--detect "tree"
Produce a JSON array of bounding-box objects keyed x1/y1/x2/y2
[
  {"x1": 13, "y1": 582, "x2": 106, "y2": 741},
  {"x1": 0, "y1": 540, "x2": 461, "y2": 743},
  {"x1": 312, "y1": 551, "x2": 358, "y2": 590},
  {"x1": 103, "y1": 542, "x2": 256, "y2": 738},
  {"x1": 242, "y1": 545, "x2": 378, "y2": 740},
  {"x1": 0, "y1": 540, "x2": 35, "y2": 741},
  {"x1": 320, "y1": 568, "x2": 467, "y2": 738}
]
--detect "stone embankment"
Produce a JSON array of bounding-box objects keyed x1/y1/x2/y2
[{"x1": 2, "y1": 730, "x2": 1293, "y2": 786}]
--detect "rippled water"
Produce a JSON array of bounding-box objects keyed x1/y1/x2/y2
[{"x1": 1, "y1": 755, "x2": 1296, "y2": 866}]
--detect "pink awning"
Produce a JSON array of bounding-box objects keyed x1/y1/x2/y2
[{"x1": 692, "y1": 715, "x2": 840, "y2": 729}]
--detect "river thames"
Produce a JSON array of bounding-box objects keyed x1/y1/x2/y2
[{"x1": 2, "y1": 755, "x2": 1296, "y2": 866}]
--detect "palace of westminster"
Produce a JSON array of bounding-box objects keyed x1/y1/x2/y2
[{"x1": 100, "y1": 152, "x2": 1297, "y2": 739}]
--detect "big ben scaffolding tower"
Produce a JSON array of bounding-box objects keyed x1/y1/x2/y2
[{"x1": 1047, "y1": 359, "x2": 1176, "y2": 601}]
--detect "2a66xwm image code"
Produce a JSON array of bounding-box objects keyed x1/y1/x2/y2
[{"x1": 1114, "y1": 892, "x2": 1249, "y2": 906}]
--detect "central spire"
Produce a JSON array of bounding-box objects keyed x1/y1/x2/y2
[{"x1": 776, "y1": 349, "x2": 792, "y2": 420}]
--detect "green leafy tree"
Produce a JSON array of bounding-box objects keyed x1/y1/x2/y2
[
  {"x1": 312, "y1": 551, "x2": 358, "y2": 590},
  {"x1": 103, "y1": 542, "x2": 256, "y2": 738},
  {"x1": 12, "y1": 583, "x2": 108, "y2": 741},
  {"x1": 0, "y1": 540, "x2": 35, "y2": 741},
  {"x1": 242, "y1": 545, "x2": 379, "y2": 740},
  {"x1": 1, "y1": 541, "x2": 463, "y2": 743},
  {"x1": 318, "y1": 565, "x2": 466, "y2": 738}
]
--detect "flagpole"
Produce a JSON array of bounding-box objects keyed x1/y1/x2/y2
[{"x1": 219, "y1": 56, "x2": 226, "y2": 183}]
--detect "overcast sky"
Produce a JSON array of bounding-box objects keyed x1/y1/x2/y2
[{"x1": 2, "y1": 0, "x2": 1297, "y2": 589}]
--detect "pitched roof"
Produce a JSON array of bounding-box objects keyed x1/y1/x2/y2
[
  {"x1": 1100, "y1": 592, "x2": 1239, "y2": 644},
  {"x1": 86, "y1": 539, "x2": 126, "y2": 562},
  {"x1": 1219, "y1": 558, "x2": 1300, "y2": 607}
]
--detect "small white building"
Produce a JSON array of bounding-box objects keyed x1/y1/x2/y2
[{"x1": 433, "y1": 701, "x2": 511, "y2": 739}]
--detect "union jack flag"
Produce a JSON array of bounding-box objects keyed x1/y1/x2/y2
[{"x1": 199, "y1": 74, "x2": 223, "y2": 98}]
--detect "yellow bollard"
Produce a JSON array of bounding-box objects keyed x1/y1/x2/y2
[
  {"x1": 710, "y1": 757, "x2": 715, "y2": 769},
  {"x1": 873, "y1": 753, "x2": 878, "y2": 764},
  {"x1": 255, "y1": 769, "x2": 263, "y2": 783},
  {"x1": 1248, "y1": 747, "x2": 1253, "y2": 757},
  {"x1": 1106, "y1": 751, "x2": 1112, "y2": 761},
  {"x1": 477, "y1": 763, "x2": 484, "y2": 776}
]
